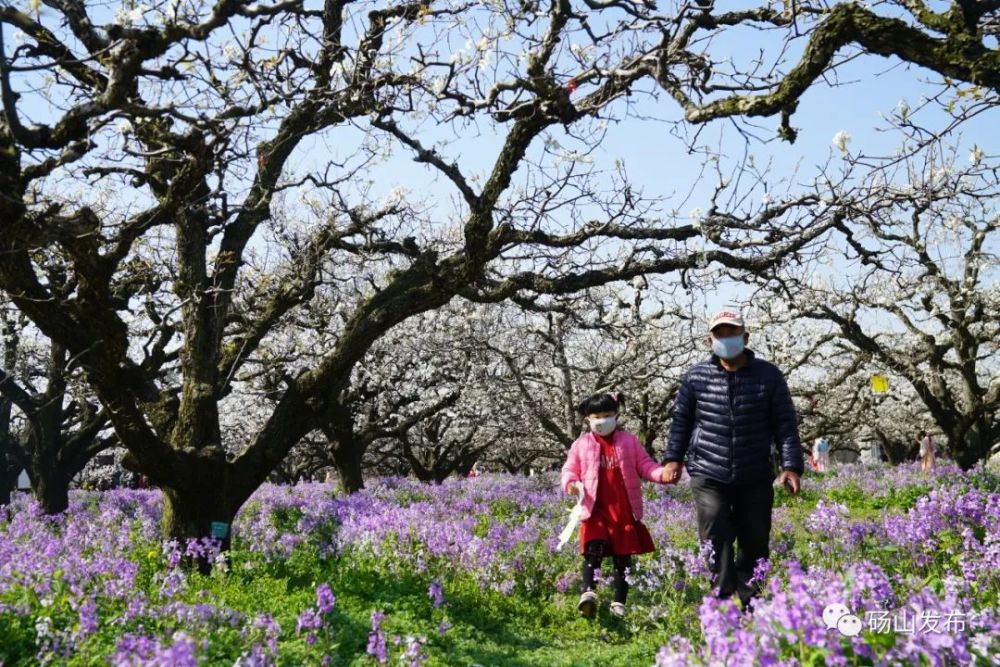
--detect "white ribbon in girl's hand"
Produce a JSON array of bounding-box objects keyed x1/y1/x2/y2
[{"x1": 556, "y1": 485, "x2": 585, "y2": 551}]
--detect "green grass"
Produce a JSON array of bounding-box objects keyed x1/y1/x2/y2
[
  {"x1": 99, "y1": 548, "x2": 692, "y2": 667},
  {"x1": 5, "y1": 468, "x2": 996, "y2": 666}
]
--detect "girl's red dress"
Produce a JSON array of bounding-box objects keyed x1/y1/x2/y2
[{"x1": 579, "y1": 432, "x2": 655, "y2": 555}]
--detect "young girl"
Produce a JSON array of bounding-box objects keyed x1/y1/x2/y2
[{"x1": 560, "y1": 392, "x2": 669, "y2": 618}]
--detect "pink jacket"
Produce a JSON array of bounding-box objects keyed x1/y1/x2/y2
[{"x1": 560, "y1": 430, "x2": 665, "y2": 522}]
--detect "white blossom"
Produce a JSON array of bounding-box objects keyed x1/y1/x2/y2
[
  {"x1": 128, "y1": 4, "x2": 149, "y2": 23},
  {"x1": 569, "y1": 43, "x2": 594, "y2": 61},
  {"x1": 223, "y1": 42, "x2": 241, "y2": 62},
  {"x1": 832, "y1": 130, "x2": 851, "y2": 155},
  {"x1": 969, "y1": 145, "x2": 984, "y2": 166},
  {"x1": 929, "y1": 166, "x2": 950, "y2": 185},
  {"x1": 897, "y1": 99, "x2": 910, "y2": 120},
  {"x1": 384, "y1": 186, "x2": 407, "y2": 207}
]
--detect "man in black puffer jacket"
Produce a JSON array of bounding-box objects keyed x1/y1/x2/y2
[{"x1": 661, "y1": 310, "x2": 803, "y2": 609}]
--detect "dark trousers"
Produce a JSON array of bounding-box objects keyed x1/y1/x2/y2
[
  {"x1": 581, "y1": 540, "x2": 632, "y2": 603},
  {"x1": 689, "y1": 476, "x2": 773, "y2": 605}
]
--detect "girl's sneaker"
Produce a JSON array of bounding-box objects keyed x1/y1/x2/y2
[
  {"x1": 577, "y1": 591, "x2": 597, "y2": 618},
  {"x1": 610, "y1": 602, "x2": 626, "y2": 618}
]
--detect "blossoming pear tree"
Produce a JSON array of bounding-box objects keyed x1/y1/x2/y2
[
  {"x1": 0, "y1": 300, "x2": 117, "y2": 511},
  {"x1": 0, "y1": 0, "x2": 848, "y2": 542},
  {"x1": 758, "y1": 148, "x2": 999, "y2": 468}
]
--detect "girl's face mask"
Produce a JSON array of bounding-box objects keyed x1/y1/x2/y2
[{"x1": 589, "y1": 416, "x2": 617, "y2": 437}]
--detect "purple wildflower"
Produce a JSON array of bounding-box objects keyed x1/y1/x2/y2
[
  {"x1": 316, "y1": 583, "x2": 336, "y2": 614},
  {"x1": 402, "y1": 635, "x2": 428, "y2": 666},
  {"x1": 428, "y1": 580, "x2": 445, "y2": 608},
  {"x1": 296, "y1": 608, "x2": 323, "y2": 635},
  {"x1": 112, "y1": 631, "x2": 197, "y2": 667},
  {"x1": 367, "y1": 610, "x2": 388, "y2": 664},
  {"x1": 76, "y1": 598, "x2": 99, "y2": 638}
]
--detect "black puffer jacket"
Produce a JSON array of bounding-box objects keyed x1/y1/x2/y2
[{"x1": 663, "y1": 349, "x2": 803, "y2": 483}]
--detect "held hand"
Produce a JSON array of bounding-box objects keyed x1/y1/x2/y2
[
  {"x1": 566, "y1": 481, "x2": 582, "y2": 496},
  {"x1": 660, "y1": 462, "x2": 683, "y2": 485},
  {"x1": 778, "y1": 470, "x2": 801, "y2": 495}
]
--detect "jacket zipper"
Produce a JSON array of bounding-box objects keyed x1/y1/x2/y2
[{"x1": 728, "y1": 370, "x2": 737, "y2": 482}]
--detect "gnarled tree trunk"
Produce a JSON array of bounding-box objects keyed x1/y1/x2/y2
[
  {"x1": 29, "y1": 466, "x2": 71, "y2": 514},
  {"x1": 320, "y1": 409, "x2": 368, "y2": 494},
  {"x1": 330, "y1": 441, "x2": 365, "y2": 494},
  {"x1": 0, "y1": 456, "x2": 19, "y2": 507},
  {"x1": 0, "y1": 400, "x2": 21, "y2": 507},
  {"x1": 26, "y1": 440, "x2": 105, "y2": 514},
  {"x1": 950, "y1": 417, "x2": 993, "y2": 471},
  {"x1": 153, "y1": 453, "x2": 249, "y2": 572}
]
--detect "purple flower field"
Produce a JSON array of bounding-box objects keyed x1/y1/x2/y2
[{"x1": 1, "y1": 462, "x2": 998, "y2": 665}]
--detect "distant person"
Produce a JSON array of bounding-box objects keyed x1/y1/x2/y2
[
  {"x1": 919, "y1": 431, "x2": 936, "y2": 471},
  {"x1": 814, "y1": 436, "x2": 831, "y2": 472},
  {"x1": 561, "y1": 392, "x2": 672, "y2": 619},
  {"x1": 661, "y1": 310, "x2": 804, "y2": 610}
]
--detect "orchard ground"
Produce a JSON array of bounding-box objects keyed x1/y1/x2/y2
[{"x1": 1, "y1": 462, "x2": 998, "y2": 666}]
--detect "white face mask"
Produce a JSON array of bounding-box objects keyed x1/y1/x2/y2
[{"x1": 589, "y1": 416, "x2": 617, "y2": 437}]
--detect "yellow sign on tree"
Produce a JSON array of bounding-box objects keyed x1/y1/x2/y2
[{"x1": 871, "y1": 375, "x2": 889, "y2": 394}]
